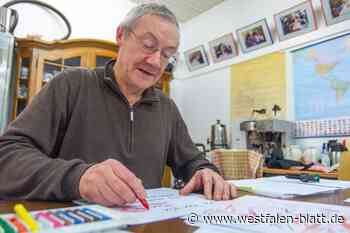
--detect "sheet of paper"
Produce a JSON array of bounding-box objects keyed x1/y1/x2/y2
[
  {"x1": 266, "y1": 175, "x2": 350, "y2": 189},
  {"x1": 229, "y1": 176, "x2": 341, "y2": 198},
  {"x1": 191, "y1": 195, "x2": 350, "y2": 233},
  {"x1": 76, "y1": 188, "x2": 216, "y2": 225}
]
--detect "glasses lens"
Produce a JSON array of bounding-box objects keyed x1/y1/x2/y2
[{"x1": 130, "y1": 30, "x2": 177, "y2": 64}]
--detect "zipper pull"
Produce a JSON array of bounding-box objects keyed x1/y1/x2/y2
[{"x1": 130, "y1": 107, "x2": 134, "y2": 122}]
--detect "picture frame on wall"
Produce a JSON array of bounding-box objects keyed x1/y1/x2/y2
[
  {"x1": 208, "y1": 33, "x2": 238, "y2": 63},
  {"x1": 321, "y1": 0, "x2": 350, "y2": 25},
  {"x1": 274, "y1": 0, "x2": 317, "y2": 41},
  {"x1": 236, "y1": 19, "x2": 273, "y2": 53},
  {"x1": 184, "y1": 45, "x2": 209, "y2": 72}
]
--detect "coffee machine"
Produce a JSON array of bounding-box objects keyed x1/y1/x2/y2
[{"x1": 240, "y1": 119, "x2": 295, "y2": 158}]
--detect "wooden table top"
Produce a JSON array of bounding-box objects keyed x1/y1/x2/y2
[
  {"x1": 263, "y1": 167, "x2": 338, "y2": 179},
  {"x1": 1, "y1": 189, "x2": 350, "y2": 233}
]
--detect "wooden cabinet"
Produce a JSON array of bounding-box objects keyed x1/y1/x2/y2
[{"x1": 13, "y1": 38, "x2": 172, "y2": 118}]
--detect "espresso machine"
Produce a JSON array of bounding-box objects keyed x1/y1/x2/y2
[{"x1": 240, "y1": 119, "x2": 295, "y2": 159}]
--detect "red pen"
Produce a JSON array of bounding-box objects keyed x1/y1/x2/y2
[{"x1": 137, "y1": 197, "x2": 150, "y2": 210}]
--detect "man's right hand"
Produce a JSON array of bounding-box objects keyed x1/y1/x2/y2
[{"x1": 79, "y1": 159, "x2": 146, "y2": 207}]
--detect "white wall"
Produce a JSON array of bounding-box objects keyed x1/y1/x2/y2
[
  {"x1": 172, "y1": 68, "x2": 231, "y2": 145},
  {"x1": 171, "y1": 0, "x2": 350, "y2": 149},
  {"x1": 0, "y1": 0, "x2": 136, "y2": 41}
]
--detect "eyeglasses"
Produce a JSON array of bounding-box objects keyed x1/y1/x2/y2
[{"x1": 128, "y1": 30, "x2": 178, "y2": 64}]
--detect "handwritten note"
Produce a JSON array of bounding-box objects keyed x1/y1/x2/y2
[
  {"x1": 76, "y1": 188, "x2": 215, "y2": 225},
  {"x1": 110, "y1": 188, "x2": 215, "y2": 225}
]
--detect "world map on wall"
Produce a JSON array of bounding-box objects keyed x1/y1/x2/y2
[{"x1": 293, "y1": 33, "x2": 350, "y2": 120}]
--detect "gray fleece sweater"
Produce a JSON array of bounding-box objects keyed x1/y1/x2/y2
[{"x1": 0, "y1": 60, "x2": 217, "y2": 201}]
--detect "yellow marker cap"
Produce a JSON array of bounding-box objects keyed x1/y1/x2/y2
[{"x1": 14, "y1": 204, "x2": 40, "y2": 232}]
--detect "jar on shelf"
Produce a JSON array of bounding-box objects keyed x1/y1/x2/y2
[
  {"x1": 43, "y1": 72, "x2": 53, "y2": 82},
  {"x1": 20, "y1": 67, "x2": 29, "y2": 80},
  {"x1": 17, "y1": 84, "x2": 28, "y2": 98}
]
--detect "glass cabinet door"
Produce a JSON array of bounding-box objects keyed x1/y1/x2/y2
[
  {"x1": 13, "y1": 39, "x2": 119, "y2": 121},
  {"x1": 16, "y1": 57, "x2": 30, "y2": 116},
  {"x1": 41, "y1": 56, "x2": 82, "y2": 86},
  {"x1": 93, "y1": 49, "x2": 116, "y2": 68},
  {"x1": 43, "y1": 62, "x2": 62, "y2": 84},
  {"x1": 96, "y1": 55, "x2": 113, "y2": 67},
  {"x1": 64, "y1": 56, "x2": 81, "y2": 67}
]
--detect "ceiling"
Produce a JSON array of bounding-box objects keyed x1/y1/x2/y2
[{"x1": 128, "y1": 0, "x2": 225, "y2": 23}]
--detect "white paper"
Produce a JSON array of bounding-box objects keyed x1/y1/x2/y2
[
  {"x1": 229, "y1": 176, "x2": 344, "y2": 198},
  {"x1": 106, "y1": 188, "x2": 216, "y2": 225},
  {"x1": 266, "y1": 176, "x2": 350, "y2": 189},
  {"x1": 192, "y1": 195, "x2": 350, "y2": 233}
]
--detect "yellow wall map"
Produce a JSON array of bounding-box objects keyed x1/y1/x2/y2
[{"x1": 230, "y1": 52, "x2": 286, "y2": 121}]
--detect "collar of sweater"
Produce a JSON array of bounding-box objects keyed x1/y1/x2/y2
[{"x1": 103, "y1": 59, "x2": 160, "y2": 105}]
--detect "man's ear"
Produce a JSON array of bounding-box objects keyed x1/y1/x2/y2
[{"x1": 116, "y1": 26, "x2": 125, "y2": 45}]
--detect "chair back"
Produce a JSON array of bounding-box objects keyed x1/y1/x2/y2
[{"x1": 211, "y1": 149, "x2": 264, "y2": 180}]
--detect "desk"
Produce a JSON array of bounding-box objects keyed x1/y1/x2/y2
[
  {"x1": 263, "y1": 167, "x2": 338, "y2": 179},
  {"x1": 1, "y1": 190, "x2": 350, "y2": 233}
]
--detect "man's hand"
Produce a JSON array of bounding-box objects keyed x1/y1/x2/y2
[
  {"x1": 179, "y1": 168, "x2": 237, "y2": 200},
  {"x1": 79, "y1": 159, "x2": 146, "y2": 207}
]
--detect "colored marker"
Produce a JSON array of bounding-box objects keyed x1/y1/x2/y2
[
  {"x1": 80, "y1": 208, "x2": 111, "y2": 221},
  {"x1": 138, "y1": 197, "x2": 150, "y2": 210},
  {"x1": 33, "y1": 213, "x2": 51, "y2": 229},
  {"x1": 54, "y1": 211, "x2": 82, "y2": 224},
  {"x1": 35, "y1": 212, "x2": 63, "y2": 228},
  {"x1": 51, "y1": 212, "x2": 71, "y2": 226},
  {"x1": 60, "y1": 211, "x2": 84, "y2": 224},
  {"x1": 7, "y1": 217, "x2": 27, "y2": 233},
  {"x1": 71, "y1": 210, "x2": 94, "y2": 222},
  {"x1": 14, "y1": 204, "x2": 40, "y2": 232},
  {"x1": 0, "y1": 218, "x2": 16, "y2": 233},
  {"x1": 73, "y1": 209, "x2": 99, "y2": 222}
]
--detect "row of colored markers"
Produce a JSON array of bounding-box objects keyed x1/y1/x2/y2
[{"x1": 0, "y1": 204, "x2": 113, "y2": 233}]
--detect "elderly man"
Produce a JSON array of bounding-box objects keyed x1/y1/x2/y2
[{"x1": 0, "y1": 3, "x2": 236, "y2": 206}]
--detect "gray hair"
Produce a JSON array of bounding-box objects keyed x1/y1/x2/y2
[{"x1": 120, "y1": 3, "x2": 180, "y2": 36}]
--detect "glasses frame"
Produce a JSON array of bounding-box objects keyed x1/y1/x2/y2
[{"x1": 127, "y1": 29, "x2": 178, "y2": 65}]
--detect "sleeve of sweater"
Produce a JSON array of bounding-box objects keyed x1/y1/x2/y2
[
  {"x1": 0, "y1": 69, "x2": 91, "y2": 201},
  {"x1": 166, "y1": 100, "x2": 219, "y2": 182}
]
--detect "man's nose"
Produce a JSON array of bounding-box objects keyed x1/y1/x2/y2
[{"x1": 145, "y1": 50, "x2": 162, "y2": 68}]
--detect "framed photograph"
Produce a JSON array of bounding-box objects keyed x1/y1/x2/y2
[
  {"x1": 208, "y1": 33, "x2": 238, "y2": 63},
  {"x1": 274, "y1": 1, "x2": 317, "y2": 41},
  {"x1": 236, "y1": 19, "x2": 273, "y2": 53},
  {"x1": 321, "y1": 0, "x2": 350, "y2": 25},
  {"x1": 184, "y1": 45, "x2": 209, "y2": 72}
]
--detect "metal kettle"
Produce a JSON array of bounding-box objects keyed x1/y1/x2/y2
[
  {"x1": 208, "y1": 120, "x2": 228, "y2": 150},
  {"x1": 0, "y1": 7, "x2": 17, "y2": 33}
]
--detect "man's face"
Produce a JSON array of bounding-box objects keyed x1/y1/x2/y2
[{"x1": 116, "y1": 14, "x2": 179, "y2": 91}]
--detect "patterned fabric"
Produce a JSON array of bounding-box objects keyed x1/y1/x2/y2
[{"x1": 210, "y1": 149, "x2": 264, "y2": 180}]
